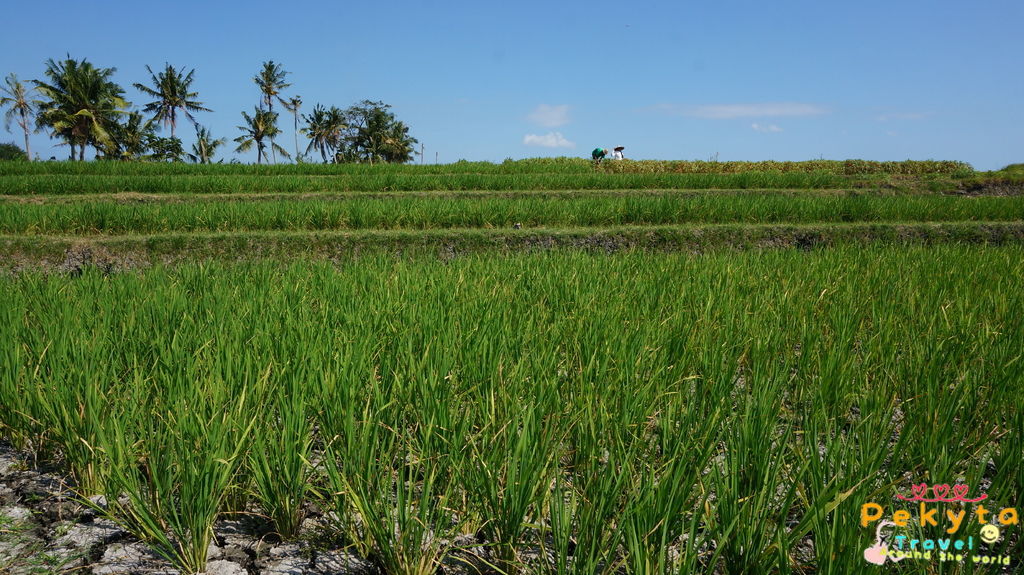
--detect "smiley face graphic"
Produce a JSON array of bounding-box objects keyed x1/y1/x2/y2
[{"x1": 980, "y1": 524, "x2": 1001, "y2": 544}]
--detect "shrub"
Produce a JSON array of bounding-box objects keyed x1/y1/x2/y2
[{"x1": 0, "y1": 142, "x2": 27, "y2": 161}]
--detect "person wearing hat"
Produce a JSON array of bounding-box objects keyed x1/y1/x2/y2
[
  {"x1": 612, "y1": 146, "x2": 625, "y2": 160},
  {"x1": 592, "y1": 147, "x2": 608, "y2": 162}
]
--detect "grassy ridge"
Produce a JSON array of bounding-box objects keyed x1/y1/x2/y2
[
  {"x1": 0, "y1": 157, "x2": 976, "y2": 176},
  {"x1": 0, "y1": 172, "x2": 854, "y2": 195},
  {"x1": 2, "y1": 247, "x2": 1021, "y2": 573},
  {"x1": 0, "y1": 158, "x2": 993, "y2": 196},
  {"x1": 2, "y1": 193, "x2": 1022, "y2": 234},
  {"x1": 0, "y1": 157, "x2": 602, "y2": 176},
  {"x1": 0, "y1": 159, "x2": 1019, "y2": 265},
  {"x1": 6, "y1": 222, "x2": 1024, "y2": 271},
  {"x1": 597, "y1": 158, "x2": 974, "y2": 175}
]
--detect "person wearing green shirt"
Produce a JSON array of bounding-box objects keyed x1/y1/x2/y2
[{"x1": 592, "y1": 147, "x2": 607, "y2": 161}]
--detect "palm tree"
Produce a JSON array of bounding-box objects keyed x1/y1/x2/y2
[
  {"x1": 378, "y1": 119, "x2": 417, "y2": 164},
  {"x1": 235, "y1": 107, "x2": 289, "y2": 165},
  {"x1": 188, "y1": 126, "x2": 226, "y2": 164},
  {"x1": 301, "y1": 104, "x2": 346, "y2": 163},
  {"x1": 347, "y1": 101, "x2": 418, "y2": 164},
  {"x1": 34, "y1": 57, "x2": 129, "y2": 160},
  {"x1": 105, "y1": 111, "x2": 154, "y2": 160},
  {"x1": 282, "y1": 95, "x2": 302, "y2": 161},
  {"x1": 253, "y1": 61, "x2": 291, "y2": 163},
  {"x1": 133, "y1": 63, "x2": 211, "y2": 139},
  {"x1": 1, "y1": 74, "x2": 42, "y2": 161},
  {"x1": 254, "y1": 61, "x2": 291, "y2": 112}
]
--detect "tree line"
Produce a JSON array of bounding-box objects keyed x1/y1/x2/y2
[{"x1": 0, "y1": 57, "x2": 418, "y2": 164}]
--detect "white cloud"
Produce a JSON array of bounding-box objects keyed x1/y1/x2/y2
[
  {"x1": 652, "y1": 102, "x2": 828, "y2": 119},
  {"x1": 523, "y1": 132, "x2": 575, "y2": 148},
  {"x1": 752, "y1": 123, "x2": 783, "y2": 133},
  {"x1": 527, "y1": 104, "x2": 571, "y2": 127}
]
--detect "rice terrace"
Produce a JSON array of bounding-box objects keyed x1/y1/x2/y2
[{"x1": 2, "y1": 157, "x2": 1024, "y2": 575}]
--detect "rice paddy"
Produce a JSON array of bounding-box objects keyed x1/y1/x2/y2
[
  {"x1": 3, "y1": 192, "x2": 1024, "y2": 235},
  {"x1": 0, "y1": 159, "x2": 1021, "y2": 574}
]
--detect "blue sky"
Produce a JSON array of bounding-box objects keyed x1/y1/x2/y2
[{"x1": 2, "y1": 0, "x2": 1021, "y2": 169}]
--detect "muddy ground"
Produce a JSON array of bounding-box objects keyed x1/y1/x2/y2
[{"x1": 0, "y1": 442, "x2": 492, "y2": 575}]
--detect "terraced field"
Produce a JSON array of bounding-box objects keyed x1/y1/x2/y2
[
  {"x1": 1, "y1": 159, "x2": 1022, "y2": 574},
  {"x1": 1, "y1": 159, "x2": 1022, "y2": 269}
]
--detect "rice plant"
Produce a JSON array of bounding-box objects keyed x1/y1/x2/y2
[
  {"x1": 97, "y1": 381, "x2": 257, "y2": 573},
  {"x1": 3, "y1": 191, "x2": 1020, "y2": 236},
  {"x1": 0, "y1": 246, "x2": 1021, "y2": 574}
]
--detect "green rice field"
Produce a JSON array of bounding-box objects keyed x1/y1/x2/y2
[{"x1": 1, "y1": 159, "x2": 1022, "y2": 574}]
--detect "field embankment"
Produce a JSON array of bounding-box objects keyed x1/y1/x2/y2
[{"x1": 1, "y1": 159, "x2": 1022, "y2": 269}]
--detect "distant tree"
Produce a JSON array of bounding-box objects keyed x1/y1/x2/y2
[
  {"x1": 147, "y1": 135, "x2": 184, "y2": 162},
  {"x1": 1, "y1": 74, "x2": 42, "y2": 161},
  {"x1": 0, "y1": 142, "x2": 27, "y2": 161},
  {"x1": 301, "y1": 103, "x2": 346, "y2": 163},
  {"x1": 133, "y1": 63, "x2": 211, "y2": 139},
  {"x1": 103, "y1": 111, "x2": 155, "y2": 160},
  {"x1": 338, "y1": 100, "x2": 417, "y2": 164},
  {"x1": 34, "y1": 57, "x2": 129, "y2": 160},
  {"x1": 253, "y1": 61, "x2": 291, "y2": 163},
  {"x1": 282, "y1": 95, "x2": 302, "y2": 161},
  {"x1": 254, "y1": 61, "x2": 291, "y2": 112},
  {"x1": 97, "y1": 111, "x2": 186, "y2": 162},
  {"x1": 188, "y1": 126, "x2": 226, "y2": 164},
  {"x1": 235, "y1": 107, "x2": 289, "y2": 165}
]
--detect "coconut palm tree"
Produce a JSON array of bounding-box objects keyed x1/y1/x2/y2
[
  {"x1": 101, "y1": 111, "x2": 186, "y2": 161},
  {"x1": 346, "y1": 101, "x2": 418, "y2": 164},
  {"x1": 254, "y1": 61, "x2": 291, "y2": 163},
  {"x1": 34, "y1": 57, "x2": 129, "y2": 160},
  {"x1": 282, "y1": 95, "x2": 302, "y2": 161},
  {"x1": 133, "y1": 63, "x2": 211, "y2": 139},
  {"x1": 235, "y1": 107, "x2": 289, "y2": 165},
  {"x1": 379, "y1": 119, "x2": 417, "y2": 164},
  {"x1": 105, "y1": 111, "x2": 154, "y2": 160},
  {"x1": 188, "y1": 126, "x2": 226, "y2": 164},
  {"x1": 301, "y1": 104, "x2": 346, "y2": 163},
  {"x1": 1, "y1": 74, "x2": 42, "y2": 161},
  {"x1": 254, "y1": 61, "x2": 291, "y2": 112}
]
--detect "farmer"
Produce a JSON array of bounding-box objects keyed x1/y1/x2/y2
[
  {"x1": 612, "y1": 146, "x2": 625, "y2": 160},
  {"x1": 591, "y1": 147, "x2": 608, "y2": 161}
]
